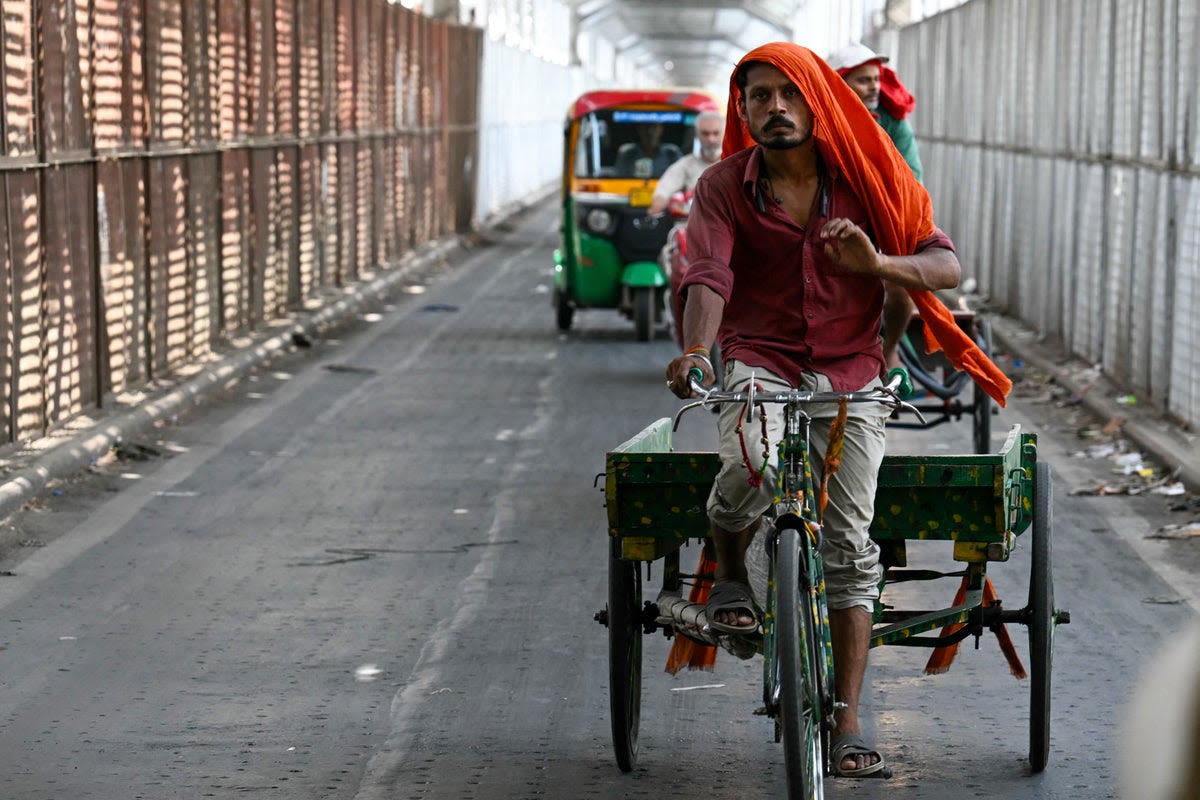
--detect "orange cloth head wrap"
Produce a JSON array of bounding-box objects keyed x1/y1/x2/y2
[{"x1": 722, "y1": 42, "x2": 1011, "y2": 407}]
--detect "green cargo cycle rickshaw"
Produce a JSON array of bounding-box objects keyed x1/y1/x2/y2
[{"x1": 552, "y1": 89, "x2": 719, "y2": 341}]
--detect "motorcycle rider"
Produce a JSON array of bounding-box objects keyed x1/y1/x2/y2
[
  {"x1": 653, "y1": 112, "x2": 725, "y2": 349},
  {"x1": 648, "y1": 111, "x2": 725, "y2": 215}
]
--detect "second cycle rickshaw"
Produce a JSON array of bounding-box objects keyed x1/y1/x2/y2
[
  {"x1": 596, "y1": 367, "x2": 1069, "y2": 798},
  {"x1": 891, "y1": 301, "x2": 997, "y2": 454}
]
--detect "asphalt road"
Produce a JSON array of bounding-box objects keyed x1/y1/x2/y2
[{"x1": 0, "y1": 200, "x2": 1196, "y2": 799}]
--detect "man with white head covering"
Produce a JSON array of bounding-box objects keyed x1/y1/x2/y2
[
  {"x1": 828, "y1": 43, "x2": 925, "y2": 368},
  {"x1": 826, "y1": 43, "x2": 923, "y2": 180}
]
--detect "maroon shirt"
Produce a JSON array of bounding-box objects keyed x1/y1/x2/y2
[{"x1": 681, "y1": 145, "x2": 955, "y2": 391}]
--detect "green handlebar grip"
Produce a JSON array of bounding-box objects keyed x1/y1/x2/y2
[
  {"x1": 888, "y1": 366, "x2": 914, "y2": 399},
  {"x1": 688, "y1": 366, "x2": 704, "y2": 384}
]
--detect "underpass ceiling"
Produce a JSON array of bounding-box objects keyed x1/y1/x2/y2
[{"x1": 571, "y1": 0, "x2": 809, "y2": 94}]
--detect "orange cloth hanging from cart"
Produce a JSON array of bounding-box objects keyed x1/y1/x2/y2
[{"x1": 923, "y1": 574, "x2": 1026, "y2": 678}]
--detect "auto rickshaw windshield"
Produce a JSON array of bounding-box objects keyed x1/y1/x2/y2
[{"x1": 574, "y1": 109, "x2": 697, "y2": 180}]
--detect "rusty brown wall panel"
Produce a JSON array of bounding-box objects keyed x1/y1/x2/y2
[
  {"x1": 248, "y1": 149, "x2": 274, "y2": 323},
  {"x1": 337, "y1": 141, "x2": 358, "y2": 282},
  {"x1": 394, "y1": 136, "x2": 410, "y2": 250},
  {"x1": 38, "y1": 0, "x2": 91, "y2": 154},
  {"x1": 410, "y1": 136, "x2": 424, "y2": 246},
  {"x1": 217, "y1": 0, "x2": 249, "y2": 141},
  {"x1": 145, "y1": 156, "x2": 192, "y2": 373},
  {"x1": 40, "y1": 166, "x2": 96, "y2": 424},
  {"x1": 254, "y1": 147, "x2": 291, "y2": 321},
  {"x1": 422, "y1": 137, "x2": 436, "y2": 244},
  {"x1": 358, "y1": 143, "x2": 375, "y2": 268},
  {"x1": 295, "y1": 144, "x2": 322, "y2": 298},
  {"x1": 275, "y1": 0, "x2": 297, "y2": 137},
  {"x1": 219, "y1": 149, "x2": 252, "y2": 335},
  {"x1": 274, "y1": 148, "x2": 300, "y2": 309},
  {"x1": 1, "y1": 1, "x2": 37, "y2": 157},
  {"x1": 362, "y1": 0, "x2": 374, "y2": 130},
  {"x1": 184, "y1": 0, "x2": 218, "y2": 143},
  {"x1": 265, "y1": 151, "x2": 287, "y2": 317},
  {"x1": 420, "y1": 16, "x2": 433, "y2": 127},
  {"x1": 320, "y1": 143, "x2": 341, "y2": 286},
  {"x1": 95, "y1": 159, "x2": 148, "y2": 395},
  {"x1": 92, "y1": 0, "x2": 146, "y2": 151},
  {"x1": 334, "y1": 0, "x2": 353, "y2": 133},
  {"x1": 5, "y1": 172, "x2": 44, "y2": 440},
  {"x1": 248, "y1": 0, "x2": 277, "y2": 136},
  {"x1": 319, "y1": 0, "x2": 337, "y2": 133},
  {"x1": 380, "y1": 5, "x2": 395, "y2": 133},
  {"x1": 396, "y1": 7, "x2": 412, "y2": 130},
  {"x1": 375, "y1": 137, "x2": 396, "y2": 263},
  {"x1": 187, "y1": 153, "x2": 221, "y2": 355},
  {"x1": 145, "y1": 1, "x2": 188, "y2": 144},
  {"x1": 0, "y1": 182, "x2": 14, "y2": 441},
  {"x1": 294, "y1": 0, "x2": 320, "y2": 136}
]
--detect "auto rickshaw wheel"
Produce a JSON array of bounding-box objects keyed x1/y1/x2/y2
[
  {"x1": 633, "y1": 287, "x2": 654, "y2": 342},
  {"x1": 554, "y1": 289, "x2": 574, "y2": 331}
]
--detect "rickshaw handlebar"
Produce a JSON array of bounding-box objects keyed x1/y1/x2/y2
[{"x1": 672, "y1": 367, "x2": 919, "y2": 431}]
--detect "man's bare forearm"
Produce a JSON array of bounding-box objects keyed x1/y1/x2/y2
[
  {"x1": 874, "y1": 246, "x2": 960, "y2": 291},
  {"x1": 680, "y1": 284, "x2": 724, "y2": 350}
]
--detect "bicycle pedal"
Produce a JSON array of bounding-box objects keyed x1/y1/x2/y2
[{"x1": 718, "y1": 636, "x2": 758, "y2": 661}]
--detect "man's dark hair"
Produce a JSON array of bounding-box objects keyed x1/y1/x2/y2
[{"x1": 734, "y1": 60, "x2": 769, "y2": 92}]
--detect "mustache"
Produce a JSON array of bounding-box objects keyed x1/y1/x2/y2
[{"x1": 764, "y1": 117, "x2": 794, "y2": 131}]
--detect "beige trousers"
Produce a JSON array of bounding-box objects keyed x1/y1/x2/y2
[{"x1": 707, "y1": 360, "x2": 889, "y2": 613}]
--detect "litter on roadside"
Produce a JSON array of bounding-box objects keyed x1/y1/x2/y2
[{"x1": 1145, "y1": 522, "x2": 1200, "y2": 540}]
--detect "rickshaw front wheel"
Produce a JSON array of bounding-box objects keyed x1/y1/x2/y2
[{"x1": 776, "y1": 526, "x2": 824, "y2": 799}]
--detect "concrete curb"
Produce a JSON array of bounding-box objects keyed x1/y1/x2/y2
[
  {"x1": 0, "y1": 237, "x2": 461, "y2": 524},
  {"x1": 989, "y1": 316, "x2": 1200, "y2": 491}
]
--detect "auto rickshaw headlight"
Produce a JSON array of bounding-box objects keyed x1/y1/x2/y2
[{"x1": 585, "y1": 208, "x2": 614, "y2": 234}]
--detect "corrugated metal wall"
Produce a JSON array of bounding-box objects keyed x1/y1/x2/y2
[
  {"x1": 892, "y1": 0, "x2": 1200, "y2": 431},
  {"x1": 0, "y1": 0, "x2": 481, "y2": 444}
]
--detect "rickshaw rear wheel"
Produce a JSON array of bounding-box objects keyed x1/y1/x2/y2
[
  {"x1": 607, "y1": 555, "x2": 642, "y2": 772},
  {"x1": 776, "y1": 526, "x2": 824, "y2": 799},
  {"x1": 633, "y1": 287, "x2": 655, "y2": 342},
  {"x1": 554, "y1": 289, "x2": 574, "y2": 331},
  {"x1": 1028, "y1": 461, "x2": 1054, "y2": 773},
  {"x1": 972, "y1": 317, "x2": 993, "y2": 453}
]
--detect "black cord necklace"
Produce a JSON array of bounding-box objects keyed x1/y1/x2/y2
[
  {"x1": 762, "y1": 155, "x2": 825, "y2": 208},
  {"x1": 760, "y1": 170, "x2": 783, "y2": 204}
]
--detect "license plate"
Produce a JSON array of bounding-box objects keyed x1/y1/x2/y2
[{"x1": 629, "y1": 186, "x2": 654, "y2": 207}]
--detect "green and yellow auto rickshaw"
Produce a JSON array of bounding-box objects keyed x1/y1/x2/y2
[{"x1": 552, "y1": 89, "x2": 720, "y2": 341}]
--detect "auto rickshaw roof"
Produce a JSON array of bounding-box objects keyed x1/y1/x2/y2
[{"x1": 569, "y1": 89, "x2": 719, "y2": 119}]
